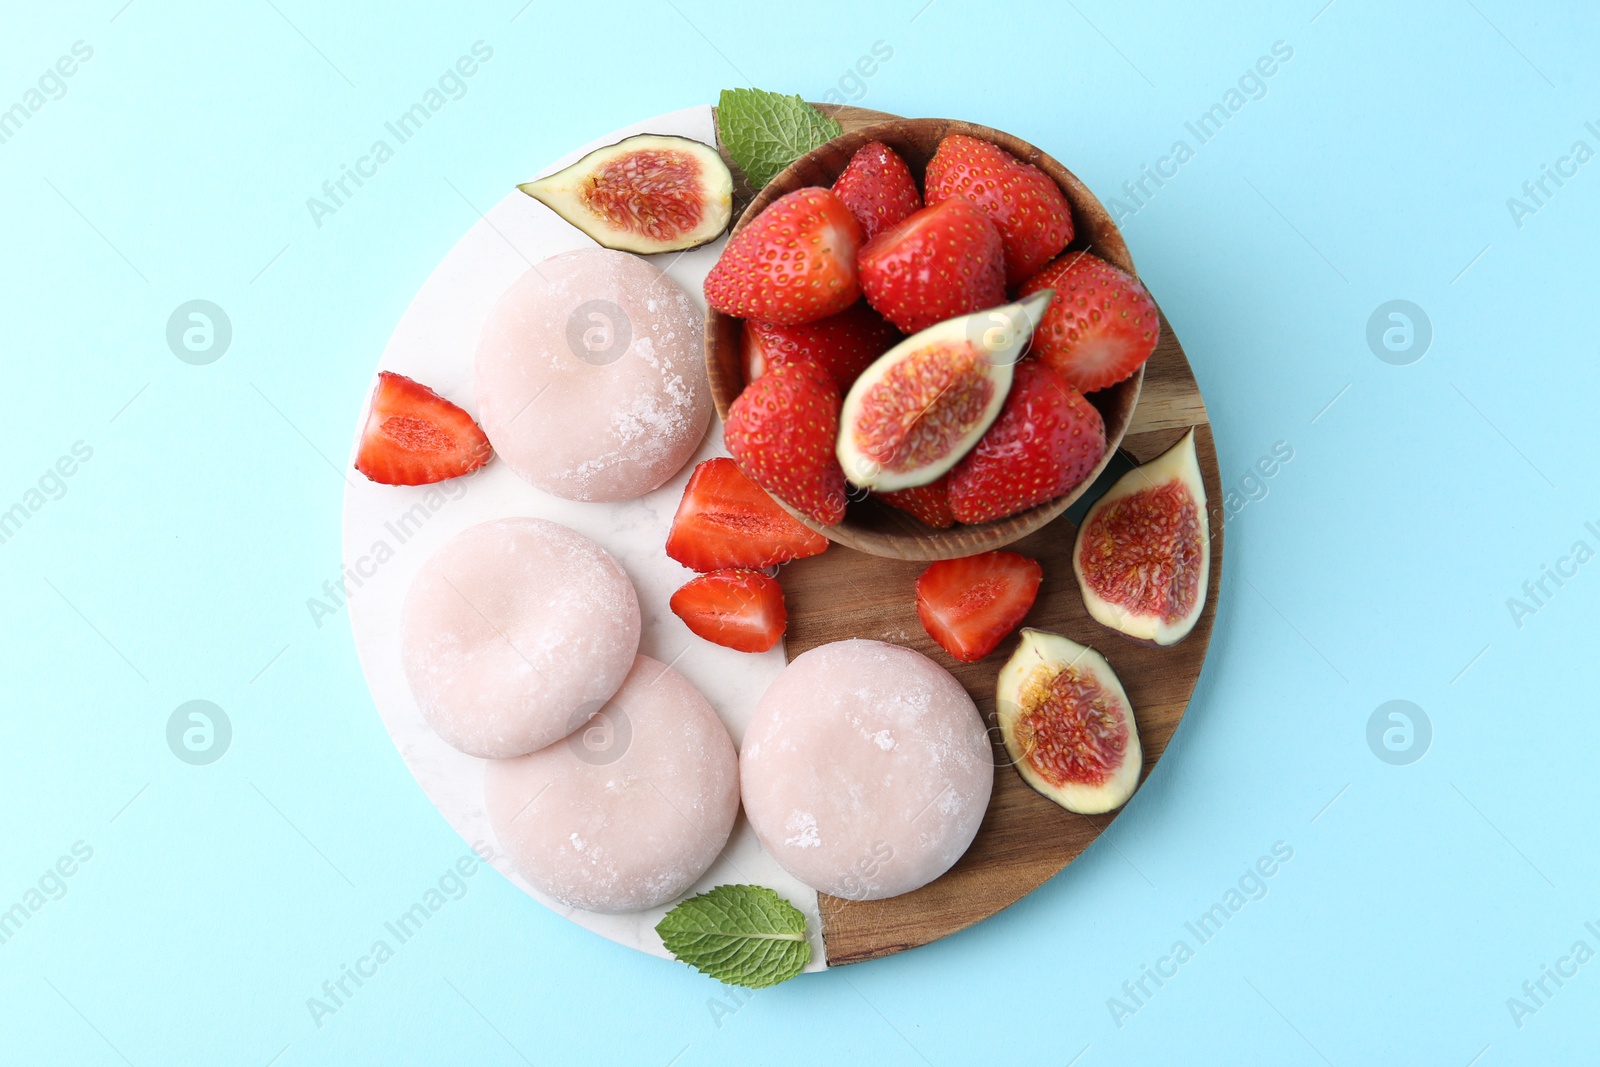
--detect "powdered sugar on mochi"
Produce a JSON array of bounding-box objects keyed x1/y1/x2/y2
[
  {"x1": 401, "y1": 518, "x2": 640, "y2": 759},
  {"x1": 474, "y1": 247, "x2": 711, "y2": 502},
  {"x1": 740, "y1": 639, "x2": 993, "y2": 901},
  {"x1": 484, "y1": 655, "x2": 740, "y2": 913}
]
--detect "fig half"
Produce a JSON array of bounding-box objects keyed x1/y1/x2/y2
[
  {"x1": 997, "y1": 628, "x2": 1141, "y2": 814},
  {"x1": 835, "y1": 290, "x2": 1051, "y2": 492},
  {"x1": 519, "y1": 134, "x2": 733, "y2": 254},
  {"x1": 1073, "y1": 429, "x2": 1210, "y2": 646}
]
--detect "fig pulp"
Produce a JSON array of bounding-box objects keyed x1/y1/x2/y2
[
  {"x1": 996, "y1": 629, "x2": 1141, "y2": 814},
  {"x1": 1073, "y1": 429, "x2": 1210, "y2": 646},
  {"x1": 835, "y1": 291, "x2": 1051, "y2": 492},
  {"x1": 519, "y1": 134, "x2": 733, "y2": 254}
]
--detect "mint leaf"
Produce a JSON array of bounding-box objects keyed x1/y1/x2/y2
[
  {"x1": 716, "y1": 88, "x2": 843, "y2": 192},
  {"x1": 656, "y1": 884, "x2": 811, "y2": 988}
]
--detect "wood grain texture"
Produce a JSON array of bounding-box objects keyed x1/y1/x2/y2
[
  {"x1": 706, "y1": 105, "x2": 1144, "y2": 561},
  {"x1": 789, "y1": 303, "x2": 1222, "y2": 966}
]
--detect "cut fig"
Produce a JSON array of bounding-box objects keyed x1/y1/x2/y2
[
  {"x1": 1073, "y1": 429, "x2": 1210, "y2": 646},
  {"x1": 996, "y1": 628, "x2": 1141, "y2": 814},
  {"x1": 835, "y1": 291, "x2": 1052, "y2": 492},
  {"x1": 518, "y1": 134, "x2": 733, "y2": 254}
]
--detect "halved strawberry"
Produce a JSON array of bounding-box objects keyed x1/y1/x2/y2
[
  {"x1": 832, "y1": 141, "x2": 922, "y2": 242},
  {"x1": 666, "y1": 458, "x2": 829, "y2": 572},
  {"x1": 670, "y1": 569, "x2": 786, "y2": 653},
  {"x1": 724, "y1": 359, "x2": 848, "y2": 526},
  {"x1": 355, "y1": 371, "x2": 492, "y2": 486},
  {"x1": 948, "y1": 361, "x2": 1106, "y2": 524},
  {"x1": 878, "y1": 474, "x2": 956, "y2": 530},
  {"x1": 704, "y1": 187, "x2": 861, "y2": 325},
  {"x1": 916, "y1": 551, "x2": 1043, "y2": 662},
  {"x1": 924, "y1": 134, "x2": 1073, "y2": 286},
  {"x1": 740, "y1": 301, "x2": 901, "y2": 392},
  {"x1": 1019, "y1": 251, "x2": 1160, "y2": 394},
  {"x1": 857, "y1": 198, "x2": 1006, "y2": 335}
]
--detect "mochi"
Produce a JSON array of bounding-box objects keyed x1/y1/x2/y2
[
  {"x1": 475, "y1": 248, "x2": 711, "y2": 502},
  {"x1": 485, "y1": 655, "x2": 739, "y2": 913},
  {"x1": 740, "y1": 639, "x2": 993, "y2": 901},
  {"x1": 401, "y1": 517, "x2": 639, "y2": 759}
]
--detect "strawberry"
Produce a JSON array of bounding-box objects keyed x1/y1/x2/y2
[
  {"x1": 948, "y1": 361, "x2": 1105, "y2": 524},
  {"x1": 924, "y1": 134, "x2": 1073, "y2": 286},
  {"x1": 704, "y1": 186, "x2": 861, "y2": 325},
  {"x1": 1019, "y1": 251, "x2": 1160, "y2": 393},
  {"x1": 354, "y1": 371, "x2": 492, "y2": 486},
  {"x1": 740, "y1": 301, "x2": 900, "y2": 392},
  {"x1": 915, "y1": 551, "x2": 1043, "y2": 662},
  {"x1": 666, "y1": 458, "x2": 829, "y2": 572},
  {"x1": 857, "y1": 198, "x2": 1006, "y2": 335},
  {"x1": 724, "y1": 359, "x2": 848, "y2": 525},
  {"x1": 878, "y1": 475, "x2": 956, "y2": 530},
  {"x1": 832, "y1": 141, "x2": 922, "y2": 242},
  {"x1": 671, "y1": 569, "x2": 787, "y2": 653}
]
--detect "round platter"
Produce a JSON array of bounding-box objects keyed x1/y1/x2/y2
[{"x1": 342, "y1": 103, "x2": 1223, "y2": 972}]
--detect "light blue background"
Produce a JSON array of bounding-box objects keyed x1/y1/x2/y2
[{"x1": 2, "y1": 0, "x2": 1595, "y2": 1063}]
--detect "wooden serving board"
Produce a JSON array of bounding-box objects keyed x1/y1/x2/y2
[
  {"x1": 788, "y1": 317, "x2": 1222, "y2": 965},
  {"x1": 752, "y1": 104, "x2": 1224, "y2": 967}
]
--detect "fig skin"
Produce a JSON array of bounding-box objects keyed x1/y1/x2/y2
[
  {"x1": 835, "y1": 291, "x2": 1052, "y2": 492},
  {"x1": 1073, "y1": 429, "x2": 1210, "y2": 647},
  {"x1": 996, "y1": 628, "x2": 1141, "y2": 815},
  {"x1": 519, "y1": 134, "x2": 732, "y2": 254}
]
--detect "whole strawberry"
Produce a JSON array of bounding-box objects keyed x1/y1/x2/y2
[
  {"x1": 741, "y1": 301, "x2": 901, "y2": 392},
  {"x1": 878, "y1": 474, "x2": 956, "y2": 530},
  {"x1": 832, "y1": 141, "x2": 922, "y2": 242},
  {"x1": 724, "y1": 359, "x2": 849, "y2": 525},
  {"x1": 1019, "y1": 251, "x2": 1160, "y2": 393},
  {"x1": 705, "y1": 187, "x2": 861, "y2": 325},
  {"x1": 948, "y1": 361, "x2": 1105, "y2": 524},
  {"x1": 925, "y1": 134, "x2": 1073, "y2": 286},
  {"x1": 857, "y1": 198, "x2": 1006, "y2": 335}
]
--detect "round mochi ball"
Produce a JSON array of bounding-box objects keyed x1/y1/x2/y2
[
  {"x1": 740, "y1": 639, "x2": 993, "y2": 901},
  {"x1": 475, "y1": 248, "x2": 712, "y2": 502},
  {"x1": 485, "y1": 655, "x2": 740, "y2": 913},
  {"x1": 401, "y1": 517, "x2": 640, "y2": 759}
]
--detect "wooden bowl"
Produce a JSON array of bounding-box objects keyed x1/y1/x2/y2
[{"x1": 705, "y1": 113, "x2": 1144, "y2": 561}]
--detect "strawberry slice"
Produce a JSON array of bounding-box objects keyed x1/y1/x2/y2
[
  {"x1": 857, "y1": 198, "x2": 1006, "y2": 335},
  {"x1": 724, "y1": 359, "x2": 848, "y2": 526},
  {"x1": 948, "y1": 361, "x2": 1106, "y2": 524},
  {"x1": 704, "y1": 187, "x2": 861, "y2": 325},
  {"x1": 355, "y1": 371, "x2": 492, "y2": 486},
  {"x1": 916, "y1": 550, "x2": 1043, "y2": 662},
  {"x1": 671, "y1": 569, "x2": 787, "y2": 653},
  {"x1": 1019, "y1": 251, "x2": 1160, "y2": 393},
  {"x1": 878, "y1": 474, "x2": 956, "y2": 530},
  {"x1": 740, "y1": 301, "x2": 901, "y2": 392},
  {"x1": 924, "y1": 134, "x2": 1073, "y2": 286},
  {"x1": 832, "y1": 141, "x2": 923, "y2": 242},
  {"x1": 666, "y1": 458, "x2": 829, "y2": 572}
]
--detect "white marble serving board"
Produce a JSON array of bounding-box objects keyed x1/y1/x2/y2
[{"x1": 342, "y1": 105, "x2": 826, "y2": 971}]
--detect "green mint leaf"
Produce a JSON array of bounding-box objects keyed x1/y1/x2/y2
[
  {"x1": 716, "y1": 88, "x2": 843, "y2": 192},
  {"x1": 656, "y1": 884, "x2": 811, "y2": 988}
]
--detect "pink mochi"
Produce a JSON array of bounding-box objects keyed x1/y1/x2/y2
[
  {"x1": 401, "y1": 517, "x2": 640, "y2": 759},
  {"x1": 485, "y1": 655, "x2": 740, "y2": 913},
  {"x1": 475, "y1": 248, "x2": 711, "y2": 502},
  {"x1": 740, "y1": 639, "x2": 993, "y2": 901}
]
